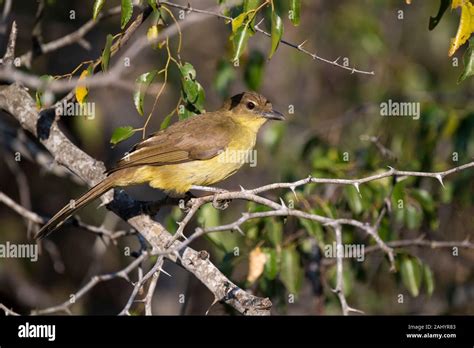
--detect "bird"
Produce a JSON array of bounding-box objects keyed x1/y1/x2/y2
[{"x1": 35, "y1": 92, "x2": 284, "y2": 239}]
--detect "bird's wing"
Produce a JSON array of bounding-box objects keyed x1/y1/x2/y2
[{"x1": 107, "y1": 114, "x2": 233, "y2": 173}]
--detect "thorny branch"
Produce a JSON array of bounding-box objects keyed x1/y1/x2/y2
[{"x1": 0, "y1": 83, "x2": 272, "y2": 315}]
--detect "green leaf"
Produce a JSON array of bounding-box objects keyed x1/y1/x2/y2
[
  {"x1": 179, "y1": 62, "x2": 205, "y2": 116},
  {"x1": 179, "y1": 62, "x2": 197, "y2": 79},
  {"x1": 458, "y1": 38, "x2": 474, "y2": 83},
  {"x1": 344, "y1": 185, "x2": 363, "y2": 215},
  {"x1": 411, "y1": 189, "x2": 434, "y2": 213},
  {"x1": 244, "y1": 0, "x2": 260, "y2": 26},
  {"x1": 262, "y1": 247, "x2": 279, "y2": 280},
  {"x1": 400, "y1": 255, "x2": 422, "y2": 297},
  {"x1": 298, "y1": 218, "x2": 323, "y2": 243},
  {"x1": 232, "y1": 25, "x2": 251, "y2": 62},
  {"x1": 423, "y1": 264, "x2": 435, "y2": 297},
  {"x1": 160, "y1": 113, "x2": 173, "y2": 130},
  {"x1": 110, "y1": 126, "x2": 135, "y2": 145},
  {"x1": 264, "y1": 219, "x2": 283, "y2": 247},
  {"x1": 269, "y1": 11, "x2": 283, "y2": 59},
  {"x1": 429, "y1": 0, "x2": 450, "y2": 30},
  {"x1": 213, "y1": 59, "x2": 236, "y2": 97},
  {"x1": 133, "y1": 70, "x2": 158, "y2": 115},
  {"x1": 147, "y1": 0, "x2": 158, "y2": 12},
  {"x1": 199, "y1": 204, "x2": 236, "y2": 253},
  {"x1": 244, "y1": 0, "x2": 260, "y2": 13},
  {"x1": 101, "y1": 34, "x2": 114, "y2": 72},
  {"x1": 120, "y1": 0, "x2": 133, "y2": 29},
  {"x1": 180, "y1": 62, "x2": 198, "y2": 102},
  {"x1": 290, "y1": 0, "x2": 301, "y2": 26},
  {"x1": 405, "y1": 204, "x2": 422, "y2": 229},
  {"x1": 232, "y1": 12, "x2": 248, "y2": 33},
  {"x1": 92, "y1": 0, "x2": 105, "y2": 21},
  {"x1": 280, "y1": 246, "x2": 303, "y2": 295},
  {"x1": 35, "y1": 75, "x2": 53, "y2": 108},
  {"x1": 244, "y1": 50, "x2": 265, "y2": 91}
]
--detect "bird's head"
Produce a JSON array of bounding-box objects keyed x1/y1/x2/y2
[{"x1": 224, "y1": 92, "x2": 285, "y2": 124}]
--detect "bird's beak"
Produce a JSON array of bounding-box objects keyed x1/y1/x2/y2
[{"x1": 261, "y1": 109, "x2": 285, "y2": 121}]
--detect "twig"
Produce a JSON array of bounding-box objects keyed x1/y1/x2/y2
[
  {"x1": 32, "y1": 252, "x2": 148, "y2": 315},
  {"x1": 365, "y1": 235, "x2": 474, "y2": 254},
  {"x1": 0, "y1": 190, "x2": 128, "y2": 241},
  {"x1": 19, "y1": 5, "x2": 122, "y2": 67},
  {"x1": 119, "y1": 256, "x2": 166, "y2": 315},
  {"x1": 160, "y1": 0, "x2": 375, "y2": 75},
  {"x1": 331, "y1": 224, "x2": 364, "y2": 315},
  {"x1": 0, "y1": 303, "x2": 20, "y2": 316}
]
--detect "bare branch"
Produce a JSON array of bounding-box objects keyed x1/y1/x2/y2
[
  {"x1": 0, "y1": 303, "x2": 20, "y2": 316},
  {"x1": 19, "y1": 5, "x2": 122, "y2": 68},
  {"x1": 32, "y1": 252, "x2": 148, "y2": 315},
  {"x1": 331, "y1": 224, "x2": 364, "y2": 315},
  {"x1": 365, "y1": 236, "x2": 474, "y2": 254}
]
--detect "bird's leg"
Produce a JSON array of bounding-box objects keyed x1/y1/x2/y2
[
  {"x1": 212, "y1": 195, "x2": 232, "y2": 210},
  {"x1": 188, "y1": 185, "x2": 232, "y2": 210},
  {"x1": 179, "y1": 191, "x2": 196, "y2": 212}
]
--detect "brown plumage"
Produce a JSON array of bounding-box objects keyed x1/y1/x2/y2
[{"x1": 35, "y1": 92, "x2": 284, "y2": 239}]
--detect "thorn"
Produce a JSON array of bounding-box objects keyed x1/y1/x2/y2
[
  {"x1": 234, "y1": 226, "x2": 245, "y2": 236},
  {"x1": 333, "y1": 56, "x2": 341, "y2": 64},
  {"x1": 279, "y1": 198, "x2": 287, "y2": 208},
  {"x1": 239, "y1": 185, "x2": 246, "y2": 192},
  {"x1": 348, "y1": 306, "x2": 365, "y2": 314},
  {"x1": 119, "y1": 273, "x2": 131, "y2": 283},
  {"x1": 297, "y1": 39, "x2": 307, "y2": 49},
  {"x1": 435, "y1": 174, "x2": 445, "y2": 188},
  {"x1": 289, "y1": 186, "x2": 298, "y2": 201},
  {"x1": 205, "y1": 296, "x2": 219, "y2": 316},
  {"x1": 353, "y1": 183, "x2": 361, "y2": 197},
  {"x1": 159, "y1": 268, "x2": 172, "y2": 277}
]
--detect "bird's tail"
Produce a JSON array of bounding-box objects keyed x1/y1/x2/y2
[{"x1": 35, "y1": 173, "x2": 118, "y2": 240}]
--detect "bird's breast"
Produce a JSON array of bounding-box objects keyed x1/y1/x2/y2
[{"x1": 147, "y1": 130, "x2": 258, "y2": 194}]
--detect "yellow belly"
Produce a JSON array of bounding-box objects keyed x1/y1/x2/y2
[{"x1": 118, "y1": 137, "x2": 257, "y2": 194}]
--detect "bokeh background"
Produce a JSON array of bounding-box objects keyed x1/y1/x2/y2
[{"x1": 0, "y1": 0, "x2": 473, "y2": 315}]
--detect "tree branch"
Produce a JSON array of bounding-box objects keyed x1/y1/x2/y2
[
  {"x1": 160, "y1": 0, "x2": 375, "y2": 75},
  {"x1": 0, "y1": 83, "x2": 271, "y2": 315}
]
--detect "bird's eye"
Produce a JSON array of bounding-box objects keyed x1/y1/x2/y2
[{"x1": 247, "y1": 101, "x2": 256, "y2": 110}]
